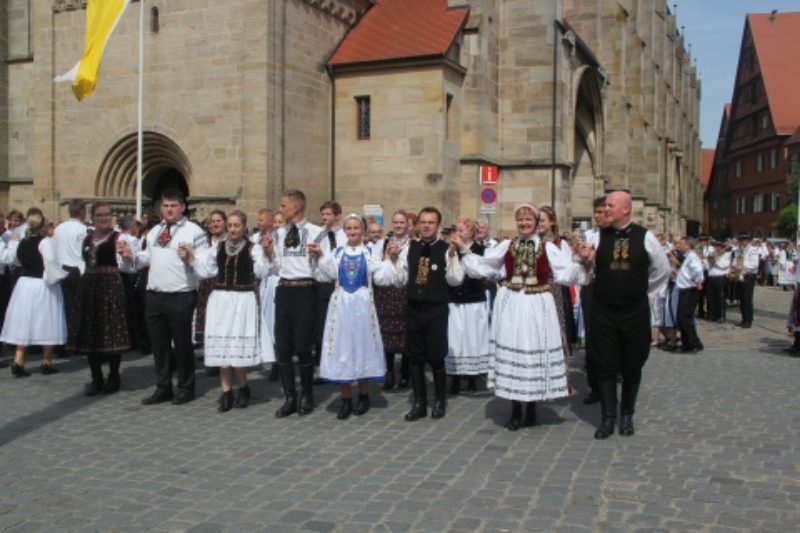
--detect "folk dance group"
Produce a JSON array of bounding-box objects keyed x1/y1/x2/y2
[{"x1": 1, "y1": 188, "x2": 670, "y2": 438}]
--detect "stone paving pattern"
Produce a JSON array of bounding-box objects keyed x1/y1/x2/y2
[{"x1": 0, "y1": 287, "x2": 798, "y2": 532}]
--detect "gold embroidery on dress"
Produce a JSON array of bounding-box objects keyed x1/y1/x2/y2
[{"x1": 415, "y1": 257, "x2": 431, "y2": 285}]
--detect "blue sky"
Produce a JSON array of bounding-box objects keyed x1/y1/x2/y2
[{"x1": 674, "y1": 0, "x2": 799, "y2": 148}]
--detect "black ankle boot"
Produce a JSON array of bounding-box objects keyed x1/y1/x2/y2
[
  {"x1": 506, "y1": 401, "x2": 523, "y2": 431},
  {"x1": 218, "y1": 390, "x2": 234, "y2": 412},
  {"x1": 467, "y1": 376, "x2": 478, "y2": 393},
  {"x1": 337, "y1": 398, "x2": 353, "y2": 420},
  {"x1": 353, "y1": 394, "x2": 370, "y2": 415},
  {"x1": 449, "y1": 375, "x2": 460, "y2": 395},
  {"x1": 275, "y1": 363, "x2": 297, "y2": 418},
  {"x1": 383, "y1": 352, "x2": 395, "y2": 390},
  {"x1": 785, "y1": 334, "x2": 800, "y2": 354},
  {"x1": 431, "y1": 367, "x2": 447, "y2": 419},
  {"x1": 234, "y1": 385, "x2": 250, "y2": 408},
  {"x1": 594, "y1": 381, "x2": 618, "y2": 439},
  {"x1": 298, "y1": 364, "x2": 315, "y2": 416},
  {"x1": 11, "y1": 362, "x2": 30, "y2": 378},
  {"x1": 404, "y1": 363, "x2": 428, "y2": 421},
  {"x1": 102, "y1": 374, "x2": 121, "y2": 394},
  {"x1": 619, "y1": 380, "x2": 640, "y2": 437},
  {"x1": 398, "y1": 355, "x2": 410, "y2": 389},
  {"x1": 524, "y1": 401, "x2": 537, "y2": 427},
  {"x1": 84, "y1": 378, "x2": 104, "y2": 396}
]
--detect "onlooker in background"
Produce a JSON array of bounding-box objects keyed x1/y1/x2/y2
[{"x1": 366, "y1": 222, "x2": 383, "y2": 245}]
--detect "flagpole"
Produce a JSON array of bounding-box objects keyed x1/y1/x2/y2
[{"x1": 136, "y1": 0, "x2": 144, "y2": 220}]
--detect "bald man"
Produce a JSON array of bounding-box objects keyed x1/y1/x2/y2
[
  {"x1": 366, "y1": 223, "x2": 383, "y2": 244},
  {"x1": 579, "y1": 191, "x2": 670, "y2": 439}
]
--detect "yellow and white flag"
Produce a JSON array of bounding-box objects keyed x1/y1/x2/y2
[{"x1": 54, "y1": 0, "x2": 132, "y2": 101}]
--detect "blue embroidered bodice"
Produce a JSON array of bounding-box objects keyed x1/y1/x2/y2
[{"x1": 338, "y1": 250, "x2": 368, "y2": 293}]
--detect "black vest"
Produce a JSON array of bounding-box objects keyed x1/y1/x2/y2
[
  {"x1": 593, "y1": 223, "x2": 650, "y2": 306},
  {"x1": 18, "y1": 235, "x2": 45, "y2": 278},
  {"x1": 449, "y1": 242, "x2": 487, "y2": 304},
  {"x1": 407, "y1": 239, "x2": 449, "y2": 303},
  {"x1": 82, "y1": 231, "x2": 120, "y2": 268},
  {"x1": 215, "y1": 242, "x2": 256, "y2": 290}
]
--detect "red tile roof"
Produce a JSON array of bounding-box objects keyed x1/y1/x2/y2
[
  {"x1": 748, "y1": 12, "x2": 800, "y2": 135},
  {"x1": 701, "y1": 149, "x2": 715, "y2": 192},
  {"x1": 328, "y1": 0, "x2": 469, "y2": 67}
]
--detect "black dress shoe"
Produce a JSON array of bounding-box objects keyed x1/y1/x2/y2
[
  {"x1": 40, "y1": 364, "x2": 60, "y2": 375},
  {"x1": 523, "y1": 402, "x2": 537, "y2": 427},
  {"x1": 661, "y1": 344, "x2": 678, "y2": 352},
  {"x1": 449, "y1": 375, "x2": 460, "y2": 396},
  {"x1": 11, "y1": 362, "x2": 31, "y2": 378},
  {"x1": 102, "y1": 375, "x2": 121, "y2": 394},
  {"x1": 337, "y1": 398, "x2": 353, "y2": 420},
  {"x1": 783, "y1": 344, "x2": 800, "y2": 354},
  {"x1": 582, "y1": 390, "x2": 600, "y2": 405},
  {"x1": 172, "y1": 391, "x2": 195, "y2": 405},
  {"x1": 740, "y1": 322, "x2": 752, "y2": 329},
  {"x1": 84, "y1": 379, "x2": 104, "y2": 396},
  {"x1": 353, "y1": 394, "x2": 370, "y2": 416},
  {"x1": 234, "y1": 386, "x2": 250, "y2": 408},
  {"x1": 141, "y1": 390, "x2": 173, "y2": 405},
  {"x1": 619, "y1": 414, "x2": 635, "y2": 436},
  {"x1": 594, "y1": 417, "x2": 616, "y2": 439},
  {"x1": 218, "y1": 390, "x2": 234, "y2": 412},
  {"x1": 506, "y1": 401, "x2": 523, "y2": 431},
  {"x1": 275, "y1": 396, "x2": 297, "y2": 418}
]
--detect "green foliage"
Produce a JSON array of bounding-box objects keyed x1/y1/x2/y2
[{"x1": 773, "y1": 204, "x2": 798, "y2": 239}]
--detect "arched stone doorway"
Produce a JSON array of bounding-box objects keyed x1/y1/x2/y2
[
  {"x1": 570, "y1": 69, "x2": 604, "y2": 229},
  {"x1": 96, "y1": 131, "x2": 192, "y2": 212}
]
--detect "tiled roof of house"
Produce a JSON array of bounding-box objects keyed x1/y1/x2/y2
[
  {"x1": 328, "y1": 0, "x2": 469, "y2": 67},
  {"x1": 748, "y1": 12, "x2": 800, "y2": 135}
]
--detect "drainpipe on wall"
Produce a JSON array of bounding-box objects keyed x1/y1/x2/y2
[
  {"x1": 327, "y1": 65, "x2": 336, "y2": 201},
  {"x1": 551, "y1": 19, "x2": 559, "y2": 209}
]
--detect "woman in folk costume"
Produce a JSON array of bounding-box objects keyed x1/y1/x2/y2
[
  {"x1": 1, "y1": 208, "x2": 67, "y2": 377},
  {"x1": 460, "y1": 203, "x2": 586, "y2": 430},
  {"x1": 372, "y1": 210, "x2": 412, "y2": 390},
  {"x1": 70, "y1": 202, "x2": 133, "y2": 395},
  {"x1": 312, "y1": 213, "x2": 387, "y2": 420},
  {"x1": 194, "y1": 210, "x2": 227, "y2": 348},
  {"x1": 445, "y1": 218, "x2": 490, "y2": 394},
  {"x1": 188, "y1": 210, "x2": 275, "y2": 412},
  {"x1": 777, "y1": 242, "x2": 795, "y2": 290},
  {"x1": 537, "y1": 206, "x2": 576, "y2": 357}
]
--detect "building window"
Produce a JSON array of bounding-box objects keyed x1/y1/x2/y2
[
  {"x1": 752, "y1": 194, "x2": 764, "y2": 213},
  {"x1": 756, "y1": 153, "x2": 763, "y2": 172},
  {"x1": 769, "y1": 148, "x2": 778, "y2": 169},
  {"x1": 445, "y1": 93, "x2": 454, "y2": 140},
  {"x1": 771, "y1": 192, "x2": 781, "y2": 211},
  {"x1": 355, "y1": 96, "x2": 370, "y2": 140},
  {"x1": 735, "y1": 160, "x2": 743, "y2": 178},
  {"x1": 761, "y1": 114, "x2": 769, "y2": 130}
]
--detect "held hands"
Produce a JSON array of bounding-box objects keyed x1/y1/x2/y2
[
  {"x1": 386, "y1": 240, "x2": 400, "y2": 263},
  {"x1": 307, "y1": 242, "x2": 322, "y2": 258},
  {"x1": 116, "y1": 239, "x2": 133, "y2": 260},
  {"x1": 177, "y1": 242, "x2": 194, "y2": 264},
  {"x1": 261, "y1": 234, "x2": 274, "y2": 258},
  {"x1": 575, "y1": 240, "x2": 595, "y2": 264}
]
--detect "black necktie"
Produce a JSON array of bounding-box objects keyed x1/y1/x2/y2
[
  {"x1": 285, "y1": 224, "x2": 299, "y2": 249},
  {"x1": 328, "y1": 230, "x2": 336, "y2": 251}
]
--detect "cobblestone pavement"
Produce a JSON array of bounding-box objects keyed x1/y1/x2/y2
[{"x1": 0, "y1": 287, "x2": 798, "y2": 532}]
